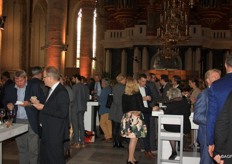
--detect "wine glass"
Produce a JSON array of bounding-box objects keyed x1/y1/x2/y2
[
  {"x1": 7, "y1": 108, "x2": 16, "y2": 124},
  {"x1": 0, "y1": 108, "x2": 6, "y2": 128}
]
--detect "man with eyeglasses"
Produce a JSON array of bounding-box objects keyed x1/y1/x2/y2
[{"x1": 31, "y1": 66, "x2": 69, "y2": 164}]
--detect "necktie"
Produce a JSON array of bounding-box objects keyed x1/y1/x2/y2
[{"x1": 46, "y1": 88, "x2": 53, "y2": 101}]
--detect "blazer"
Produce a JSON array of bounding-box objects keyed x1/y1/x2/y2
[
  {"x1": 109, "y1": 83, "x2": 125, "y2": 122},
  {"x1": 214, "y1": 90, "x2": 232, "y2": 164},
  {"x1": 193, "y1": 88, "x2": 208, "y2": 144},
  {"x1": 99, "y1": 86, "x2": 111, "y2": 115},
  {"x1": 164, "y1": 98, "x2": 191, "y2": 134},
  {"x1": 72, "y1": 83, "x2": 89, "y2": 114},
  {"x1": 146, "y1": 81, "x2": 160, "y2": 107},
  {"x1": 161, "y1": 82, "x2": 171, "y2": 102},
  {"x1": 3, "y1": 81, "x2": 45, "y2": 134},
  {"x1": 122, "y1": 92, "x2": 152, "y2": 114},
  {"x1": 194, "y1": 88, "x2": 209, "y2": 125},
  {"x1": 206, "y1": 73, "x2": 232, "y2": 145},
  {"x1": 40, "y1": 83, "x2": 69, "y2": 143}
]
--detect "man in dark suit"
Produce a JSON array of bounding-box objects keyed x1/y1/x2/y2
[
  {"x1": 31, "y1": 66, "x2": 69, "y2": 164},
  {"x1": 214, "y1": 90, "x2": 232, "y2": 164},
  {"x1": 3, "y1": 70, "x2": 45, "y2": 164},
  {"x1": 160, "y1": 74, "x2": 171, "y2": 102},
  {"x1": 207, "y1": 54, "x2": 232, "y2": 158},
  {"x1": 146, "y1": 72, "x2": 160, "y2": 153},
  {"x1": 0, "y1": 71, "x2": 14, "y2": 108},
  {"x1": 30, "y1": 66, "x2": 48, "y2": 97},
  {"x1": 137, "y1": 73, "x2": 155, "y2": 159}
]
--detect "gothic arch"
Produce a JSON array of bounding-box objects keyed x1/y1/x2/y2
[
  {"x1": 150, "y1": 52, "x2": 182, "y2": 70},
  {"x1": 31, "y1": 0, "x2": 48, "y2": 67}
]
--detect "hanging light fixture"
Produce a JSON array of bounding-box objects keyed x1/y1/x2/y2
[{"x1": 157, "y1": 0, "x2": 190, "y2": 59}]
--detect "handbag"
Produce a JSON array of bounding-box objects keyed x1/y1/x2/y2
[{"x1": 105, "y1": 88, "x2": 113, "y2": 108}]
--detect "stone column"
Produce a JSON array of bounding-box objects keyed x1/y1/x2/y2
[
  {"x1": 195, "y1": 47, "x2": 201, "y2": 77},
  {"x1": 79, "y1": 0, "x2": 96, "y2": 78},
  {"x1": 105, "y1": 49, "x2": 111, "y2": 73},
  {"x1": 133, "y1": 47, "x2": 139, "y2": 76},
  {"x1": 208, "y1": 51, "x2": 213, "y2": 70},
  {"x1": 142, "y1": 47, "x2": 149, "y2": 70},
  {"x1": 46, "y1": 0, "x2": 67, "y2": 74},
  {"x1": 121, "y1": 49, "x2": 127, "y2": 75},
  {"x1": 185, "y1": 47, "x2": 192, "y2": 71},
  {"x1": 95, "y1": 0, "x2": 106, "y2": 75}
]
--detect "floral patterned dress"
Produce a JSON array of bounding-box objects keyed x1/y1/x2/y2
[{"x1": 121, "y1": 111, "x2": 147, "y2": 138}]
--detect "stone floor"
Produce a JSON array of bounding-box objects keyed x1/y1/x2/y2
[{"x1": 3, "y1": 136, "x2": 157, "y2": 164}]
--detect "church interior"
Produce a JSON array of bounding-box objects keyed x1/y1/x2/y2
[{"x1": 1, "y1": 0, "x2": 232, "y2": 163}]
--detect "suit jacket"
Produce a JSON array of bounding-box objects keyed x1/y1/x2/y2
[
  {"x1": 194, "y1": 88, "x2": 208, "y2": 125},
  {"x1": 109, "y1": 83, "x2": 125, "y2": 122},
  {"x1": 3, "y1": 81, "x2": 45, "y2": 134},
  {"x1": 214, "y1": 90, "x2": 232, "y2": 163},
  {"x1": 40, "y1": 83, "x2": 69, "y2": 143},
  {"x1": 161, "y1": 82, "x2": 171, "y2": 102},
  {"x1": 146, "y1": 81, "x2": 160, "y2": 107},
  {"x1": 99, "y1": 86, "x2": 111, "y2": 115},
  {"x1": 139, "y1": 85, "x2": 153, "y2": 114},
  {"x1": 206, "y1": 73, "x2": 232, "y2": 145},
  {"x1": 122, "y1": 92, "x2": 149, "y2": 114},
  {"x1": 193, "y1": 88, "x2": 208, "y2": 145},
  {"x1": 72, "y1": 83, "x2": 89, "y2": 114}
]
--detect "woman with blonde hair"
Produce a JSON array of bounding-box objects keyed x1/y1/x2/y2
[{"x1": 121, "y1": 77, "x2": 148, "y2": 164}]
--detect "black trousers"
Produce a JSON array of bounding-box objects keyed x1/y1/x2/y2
[{"x1": 112, "y1": 121, "x2": 122, "y2": 143}]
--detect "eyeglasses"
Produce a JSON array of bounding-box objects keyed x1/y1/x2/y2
[{"x1": 43, "y1": 76, "x2": 49, "y2": 79}]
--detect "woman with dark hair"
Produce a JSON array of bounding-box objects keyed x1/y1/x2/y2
[
  {"x1": 188, "y1": 77, "x2": 202, "y2": 107},
  {"x1": 164, "y1": 88, "x2": 191, "y2": 160}
]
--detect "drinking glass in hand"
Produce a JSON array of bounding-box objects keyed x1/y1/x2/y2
[{"x1": 0, "y1": 108, "x2": 6, "y2": 128}]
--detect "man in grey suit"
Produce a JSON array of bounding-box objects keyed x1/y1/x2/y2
[{"x1": 71, "y1": 74, "x2": 89, "y2": 148}]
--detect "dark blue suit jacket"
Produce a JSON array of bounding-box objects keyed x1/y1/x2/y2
[
  {"x1": 214, "y1": 90, "x2": 232, "y2": 163},
  {"x1": 194, "y1": 88, "x2": 208, "y2": 143},
  {"x1": 206, "y1": 73, "x2": 232, "y2": 145},
  {"x1": 3, "y1": 80, "x2": 46, "y2": 134}
]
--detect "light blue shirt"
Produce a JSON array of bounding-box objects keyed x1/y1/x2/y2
[
  {"x1": 15, "y1": 83, "x2": 28, "y2": 119},
  {"x1": 95, "y1": 82, "x2": 101, "y2": 96}
]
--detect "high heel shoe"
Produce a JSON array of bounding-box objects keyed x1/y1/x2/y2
[
  {"x1": 133, "y1": 160, "x2": 139, "y2": 164},
  {"x1": 126, "y1": 161, "x2": 134, "y2": 164}
]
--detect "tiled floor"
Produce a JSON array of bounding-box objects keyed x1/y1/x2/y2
[{"x1": 3, "y1": 136, "x2": 157, "y2": 164}]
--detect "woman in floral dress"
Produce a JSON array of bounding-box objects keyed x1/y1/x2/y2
[{"x1": 121, "y1": 77, "x2": 148, "y2": 164}]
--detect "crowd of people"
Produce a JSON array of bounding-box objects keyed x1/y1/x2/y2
[{"x1": 1, "y1": 54, "x2": 232, "y2": 164}]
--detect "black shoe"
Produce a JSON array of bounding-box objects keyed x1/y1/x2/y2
[
  {"x1": 118, "y1": 142, "x2": 124, "y2": 148},
  {"x1": 134, "y1": 160, "x2": 139, "y2": 164},
  {"x1": 169, "y1": 151, "x2": 177, "y2": 160},
  {"x1": 113, "y1": 141, "x2": 118, "y2": 148},
  {"x1": 127, "y1": 161, "x2": 134, "y2": 164}
]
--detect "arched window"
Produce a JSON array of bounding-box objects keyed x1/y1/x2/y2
[{"x1": 76, "y1": 9, "x2": 82, "y2": 68}]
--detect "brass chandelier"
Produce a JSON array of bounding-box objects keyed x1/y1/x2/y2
[{"x1": 157, "y1": 0, "x2": 190, "y2": 59}]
